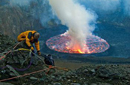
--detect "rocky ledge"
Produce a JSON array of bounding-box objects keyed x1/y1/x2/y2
[{"x1": 0, "y1": 33, "x2": 130, "y2": 85}]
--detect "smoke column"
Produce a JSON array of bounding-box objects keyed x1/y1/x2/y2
[{"x1": 49, "y1": 0, "x2": 97, "y2": 52}]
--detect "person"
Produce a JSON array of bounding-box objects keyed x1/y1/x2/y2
[{"x1": 17, "y1": 30, "x2": 41, "y2": 55}]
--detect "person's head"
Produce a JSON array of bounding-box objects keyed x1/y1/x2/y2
[{"x1": 34, "y1": 32, "x2": 40, "y2": 39}]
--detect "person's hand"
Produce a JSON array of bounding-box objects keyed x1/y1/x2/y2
[
  {"x1": 30, "y1": 46, "x2": 34, "y2": 51},
  {"x1": 31, "y1": 50, "x2": 35, "y2": 56},
  {"x1": 37, "y1": 51, "x2": 41, "y2": 55}
]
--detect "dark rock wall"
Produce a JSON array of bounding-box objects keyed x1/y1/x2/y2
[
  {"x1": 0, "y1": 6, "x2": 42, "y2": 39},
  {"x1": 0, "y1": 0, "x2": 44, "y2": 39}
]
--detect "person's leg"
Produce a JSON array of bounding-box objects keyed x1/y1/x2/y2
[{"x1": 30, "y1": 43, "x2": 39, "y2": 65}]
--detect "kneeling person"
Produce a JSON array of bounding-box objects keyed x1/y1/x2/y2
[{"x1": 17, "y1": 30, "x2": 41, "y2": 55}]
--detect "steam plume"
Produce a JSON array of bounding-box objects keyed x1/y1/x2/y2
[{"x1": 49, "y1": 0, "x2": 97, "y2": 52}]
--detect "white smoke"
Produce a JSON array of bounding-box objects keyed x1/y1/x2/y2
[{"x1": 49, "y1": 0, "x2": 97, "y2": 52}]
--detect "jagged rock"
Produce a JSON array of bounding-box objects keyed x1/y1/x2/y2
[
  {"x1": 0, "y1": 33, "x2": 16, "y2": 53},
  {"x1": 91, "y1": 69, "x2": 96, "y2": 73},
  {"x1": 96, "y1": 67, "x2": 112, "y2": 79},
  {"x1": 83, "y1": 69, "x2": 89, "y2": 73},
  {"x1": 53, "y1": 83, "x2": 61, "y2": 85},
  {"x1": 83, "y1": 83, "x2": 88, "y2": 85},
  {"x1": 0, "y1": 38, "x2": 32, "y2": 66},
  {"x1": 0, "y1": 34, "x2": 130, "y2": 85},
  {"x1": 95, "y1": 66, "x2": 130, "y2": 80},
  {"x1": 90, "y1": 83, "x2": 97, "y2": 85},
  {"x1": 0, "y1": 82, "x2": 14, "y2": 85},
  {"x1": 30, "y1": 77, "x2": 38, "y2": 80},
  {"x1": 22, "y1": 83, "x2": 27, "y2": 85},
  {"x1": 6, "y1": 65, "x2": 20, "y2": 77},
  {"x1": 71, "y1": 83, "x2": 80, "y2": 85},
  {"x1": 98, "y1": 83, "x2": 112, "y2": 85}
]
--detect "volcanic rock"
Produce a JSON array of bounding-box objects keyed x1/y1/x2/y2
[
  {"x1": 53, "y1": 83, "x2": 61, "y2": 85},
  {"x1": 0, "y1": 82, "x2": 14, "y2": 85},
  {"x1": 0, "y1": 34, "x2": 130, "y2": 85},
  {"x1": 70, "y1": 83, "x2": 81, "y2": 85}
]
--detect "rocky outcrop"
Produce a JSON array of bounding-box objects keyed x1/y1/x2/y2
[
  {"x1": 0, "y1": 33, "x2": 130, "y2": 85},
  {"x1": 19, "y1": 64, "x2": 130, "y2": 85},
  {"x1": 0, "y1": 32, "x2": 16, "y2": 53}
]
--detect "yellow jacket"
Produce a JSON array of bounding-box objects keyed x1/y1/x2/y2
[{"x1": 17, "y1": 30, "x2": 40, "y2": 51}]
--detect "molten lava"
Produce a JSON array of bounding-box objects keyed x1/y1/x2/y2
[
  {"x1": 78, "y1": 49, "x2": 85, "y2": 54},
  {"x1": 66, "y1": 46, "x2": 85, "y2": 54},
  {"x1": 46, "y1": 32, "x2": 109, "y2": 54}
]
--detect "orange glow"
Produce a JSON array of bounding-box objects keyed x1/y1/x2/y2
[
  {"x1": 78, "y1": 49, "x2": 85, "y2": 54},
  {"x1": 66, "y1": 46, "x2": 85, "y2": 54},
  {"x1": 46, "y1": 33, "x2": 109, "y2": 54}
]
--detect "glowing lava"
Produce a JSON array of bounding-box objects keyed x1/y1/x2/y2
[{"x1": 46, "y1": 32, "x2": 109, "y2": 54}]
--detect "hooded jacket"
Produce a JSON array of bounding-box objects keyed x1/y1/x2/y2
[{"x1": 17, "y1": 30, "x2": 40, "y2": 51}]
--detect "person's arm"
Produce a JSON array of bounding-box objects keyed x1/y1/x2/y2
[
  {"x1": 26, "y1": 32, "x2": 34, "y2": 50},
  {"x1": 35, "y1": 41, "x2": 40, "y2": 51},
  {"x1": 35, "y1": 40, "x2": 41, "y2": 55}
]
